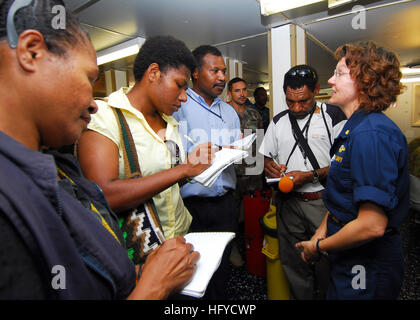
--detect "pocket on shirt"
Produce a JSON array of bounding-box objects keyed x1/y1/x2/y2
[{"x1": 329, "y1": 161, "x2": 353, "y2": 193}]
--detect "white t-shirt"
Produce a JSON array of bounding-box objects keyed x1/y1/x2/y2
[
  {"x1": 88, "y1": 88, "x2": 192, "y2": 239},
  {"x1": 259, "y1": 101, "x2": 347, "y2": 193}
]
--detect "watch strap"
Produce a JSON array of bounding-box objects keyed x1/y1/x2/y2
[{"x1": 316, "y1": 238, "x2": 328, "y2": 257}]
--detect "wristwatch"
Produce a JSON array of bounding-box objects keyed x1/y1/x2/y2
[{"x1": 312, "y1": 169, "x2": 319, "y2": 184}]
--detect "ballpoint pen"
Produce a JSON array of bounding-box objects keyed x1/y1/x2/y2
[
  {"x1": 269, "y1": 152, "x2": 279, "y2": 165},
  {"x1": 184, "y1": 135, "x2": 222, "y2": 150},
  {"x1": 213, "y1": 144, "x2": 222, "y2": 150},
  {"x1": 184, "y1": 135, "x2": 197, "y2": 146},
  {"x1": 269, "y1": 152, "x2": 285, "y2": 177}
]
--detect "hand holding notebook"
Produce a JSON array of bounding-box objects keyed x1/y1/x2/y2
[
  {"x1": 192, "y1": 148, "x2": 248, "y2": 187},
  {"x1": 191, "y1": 134, "x2": 256, "y2": 187},
  {"x1": 181, "y1": 232, "x2": 235, "y2": 298}
]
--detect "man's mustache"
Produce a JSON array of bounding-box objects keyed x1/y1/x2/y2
[{"x1": 213, "y1": 82, "x2": 225, "y2": 88}]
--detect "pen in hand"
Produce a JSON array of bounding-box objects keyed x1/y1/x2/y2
[
  {"x1": 213, "y1": 144, "x2": 222, "y2": 150},
  {"x1": 184, "y1": 135, "x2": 221, "y2": 150},
  {"x1": 269, "y1": 152, "x2": 278, "y2": 164},
  {"x1": 269, "y1": 152, "x2": 285, "y2": 177}
]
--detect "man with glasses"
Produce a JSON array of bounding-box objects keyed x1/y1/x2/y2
[
  {"x1": 259, "y1": 65, "x2": 346, "y2": 299},
  {"x1": 173, "y1": 45, "x2": 241, "y2": 299}
]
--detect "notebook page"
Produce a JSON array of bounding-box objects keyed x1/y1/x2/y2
[
  {"x1": 181, "y1": 232, "x2": 235, "y2": 298},
  {"x1": 193, "y1": 148, "x2": 247, "y2": 184},
  {"x1": 230, "y1": 133, "x2": 256, "y2": 150}
]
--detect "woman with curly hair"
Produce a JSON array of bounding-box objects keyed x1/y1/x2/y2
[{"x1": 296, "y1": 42, "x2": 409, "y2": 299}]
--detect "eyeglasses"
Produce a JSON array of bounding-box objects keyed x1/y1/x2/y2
[
  {"x1": 164, "y1": 140, "x2": 180, "y2": 168},
  {"x1": 6, "y1": 0, "x2": 34, "y2": 49},
  {"x1": 333, "y1": 69, "x2": 350, "y2": 78},
  {"x1": 285, "y1": 67, "x2": 317, "y2": 81}
]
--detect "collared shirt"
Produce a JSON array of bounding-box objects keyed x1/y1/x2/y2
[
  {"x1": 324, "y1": 111, "x2": 410, "y2": 233},
  {"x1": 259, "y1": 101, "x2": 347, "y2": 192},
  {"x1": 88, "y1": 87, "x2": 192, "y2": 239},
  {"x1": 173, "y1": 88, "x2": 241, "y2": 198}
]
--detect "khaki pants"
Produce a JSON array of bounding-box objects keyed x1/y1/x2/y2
[{"x1": 275, "y1": 195, "x2": 330, "y2": 300}]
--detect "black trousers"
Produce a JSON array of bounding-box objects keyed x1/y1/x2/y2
[{"x1": 183, "y1": 191, "x2": 239, "y2": 300}]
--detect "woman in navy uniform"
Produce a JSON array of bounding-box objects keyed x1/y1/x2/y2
[{"x1": 296, "y1": 42, "x2": 409, "y2": 299}]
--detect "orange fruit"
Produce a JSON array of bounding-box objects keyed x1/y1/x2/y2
[{"x1": 278, "y1": 176, "x2": 293, "y2": 193}]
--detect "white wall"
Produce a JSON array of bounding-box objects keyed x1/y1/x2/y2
[{"x1": 384, "y1": 82, "x2": 420, "y2": 143}]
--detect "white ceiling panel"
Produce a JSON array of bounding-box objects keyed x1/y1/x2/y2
[
  {"x1": 67, "y1": 0, "x2": 267, "y2": 49},
  {"x1": 64, "y1": 0, "x2": 420, "y2": 88},
  {"x1": 303, "y1": 0, "x2": 420, "y2": 66}
]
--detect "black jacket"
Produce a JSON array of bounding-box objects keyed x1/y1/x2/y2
[{"x1": 0, "y1": 132, "x2": 135, "y2": 299}]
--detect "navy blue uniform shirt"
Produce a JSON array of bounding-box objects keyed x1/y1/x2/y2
[
  {"x1": 324, "y1": 110, "x2": 409, "y2": 235},
  {"x1": 322, "y1": 111, "x2": 409, "y2": 299}
]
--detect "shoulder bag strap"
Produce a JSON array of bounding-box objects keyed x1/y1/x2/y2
[
  {"x1": 288, "y1": 111, "x2": 320, "y2": 171},
  {"x1": 111, "y1": 108, "x2": 142, "y2": 179},
  {"x1": 320, "y1": 103, "x2": 332, "y2": 147},
  {"x1": 111, "y1": 107, "x2": 165, "y2": 238}
]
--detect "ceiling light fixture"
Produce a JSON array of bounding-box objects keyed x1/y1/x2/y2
[
  {"x1": 257, "y1": 0, "x2": 324, "y2": 16},
  {"x1": 401, "y1": 77, "x2": 420, "y2": 83},
  {"x1": 401, "y1": 67, "x2": 420, "y2": 75},
  {"x1": 328, "y1": 0, "x2": 357, "y2": 9},
  {"x1": 96, "y1": 37, "x2": 146, "y2": 66},
  {"x1": 400, "y1": 65, "x2": 420, "y2": 83},
  {"x1": 401, "y1": 63, "x2": 420, "y2": 75}
]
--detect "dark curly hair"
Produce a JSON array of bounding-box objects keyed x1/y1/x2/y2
[
  {"x1": 133, "y1": 35, "x2": 196, "y2": 82},
  {"x1": 192, "y1": 45, "x2": 222, "y2": 71},
  {"x1": 0, "y1": 0, "x2": 88, "y2": 56},
  {"x1": 335, "y1": 41, "x2": 404, "y2": 113}
]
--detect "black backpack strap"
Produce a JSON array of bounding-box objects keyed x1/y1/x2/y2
[{"x1": 320, "y1": 103, "x2": 332, "y2": 147}]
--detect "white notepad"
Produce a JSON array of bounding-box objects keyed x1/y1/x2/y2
[
  {"x1": 230, "y1": 133, "x2": 256, "y2": 150},
  {"x1": 191, "y1": 134, "x2": 256, "y2": 188},
  {"x1": 266, "y1": 177, "x2": 281, "y2": 184},
  {"x1": 266, "y1": 176, "x2": 294, "y2": 184},
  {"x1": 180, "y1": 232, "x2": 235, "y2": 298},
  {"x1": 192, "y1": 148, "x2": 248, "y2": 187}
]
